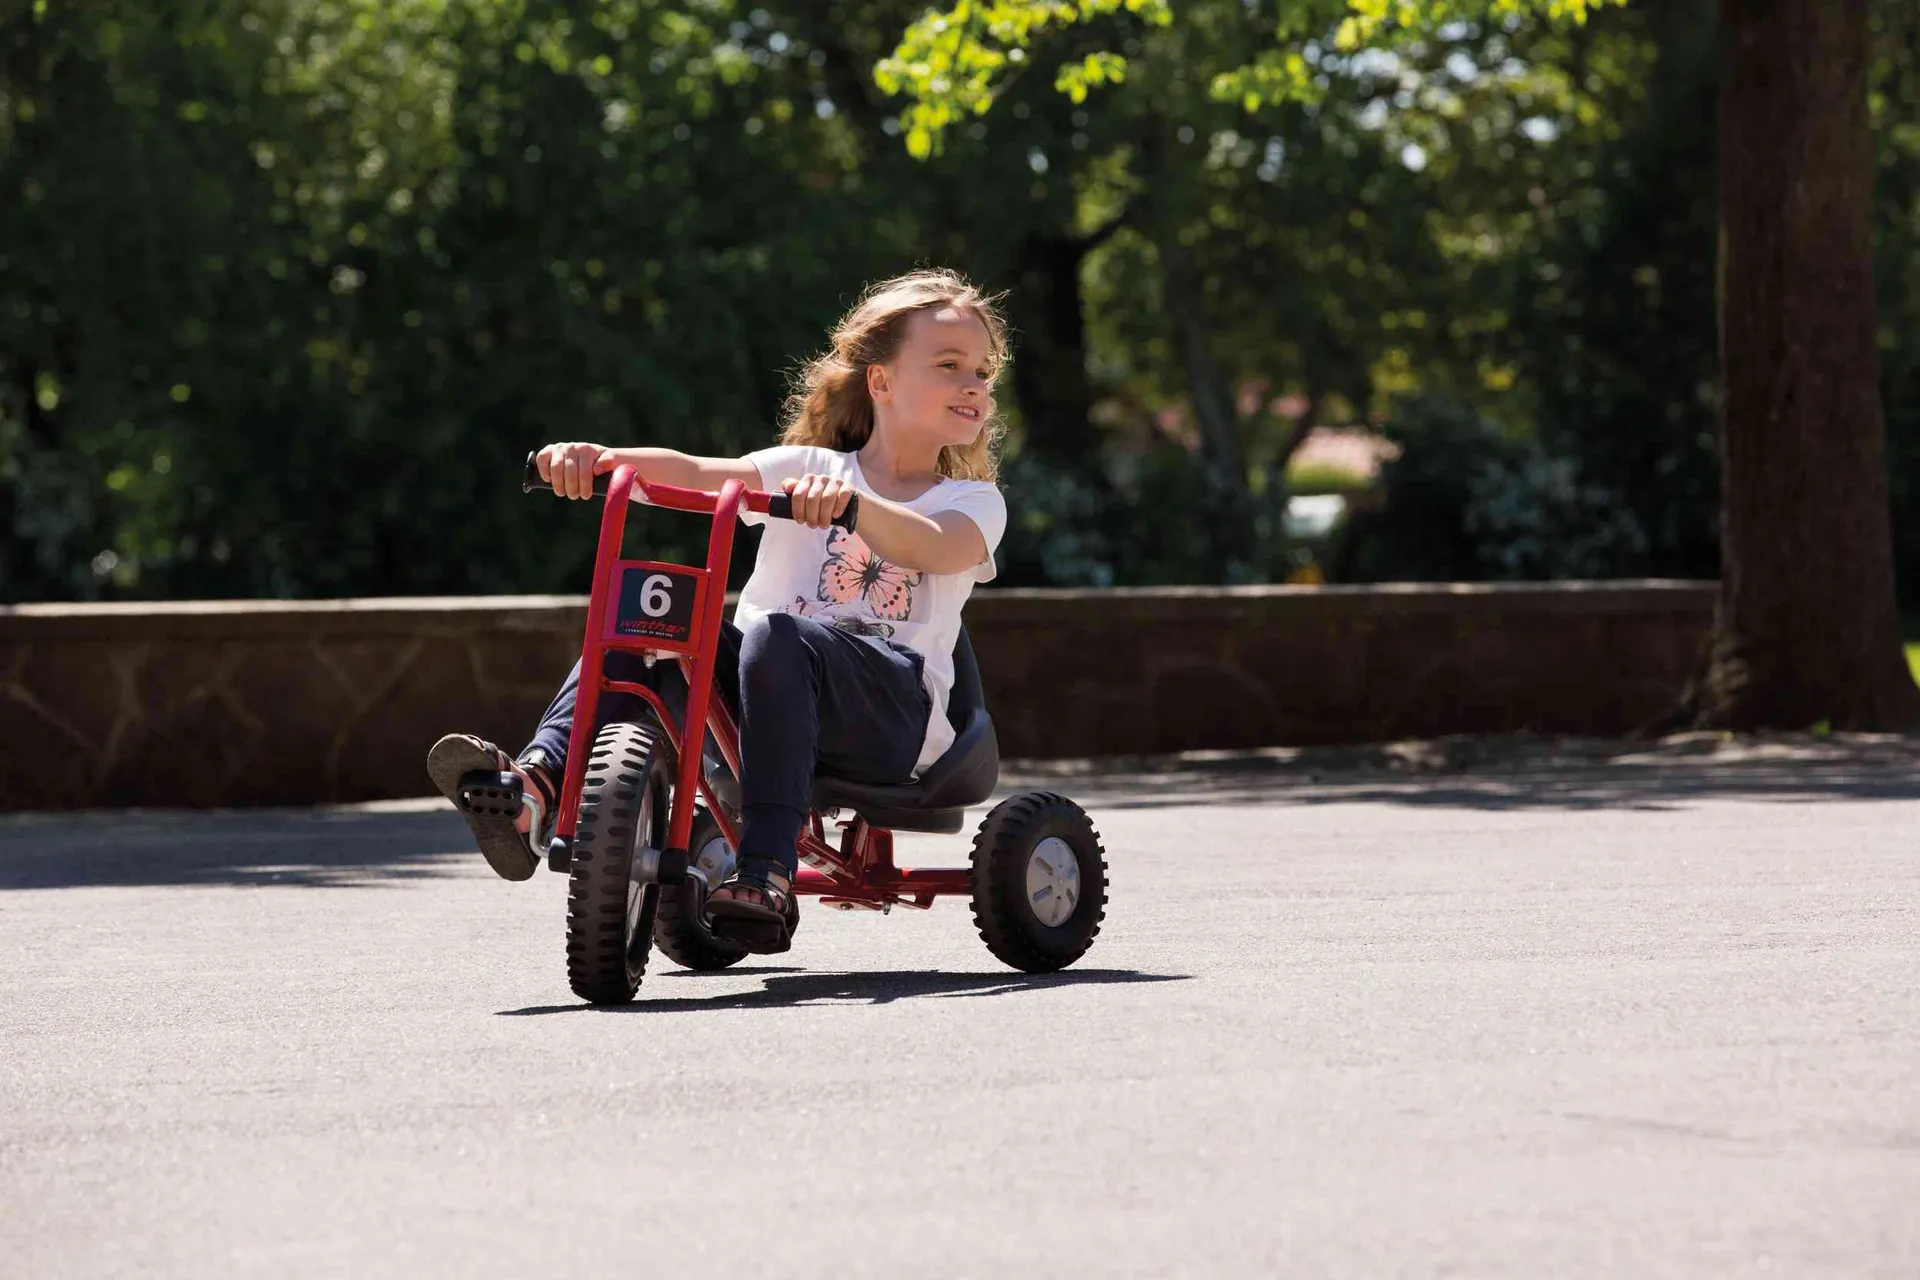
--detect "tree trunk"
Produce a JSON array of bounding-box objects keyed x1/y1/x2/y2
[
  {"x1": 1698, "y1": 0, "x2": 1918, "y2": 728},
  {"x1": 1160, "y1": 236, "x2": 1256, "y2": 574},
  {"x1": 1007, "y1": 232, "x2": 1099, "y2": 465}
]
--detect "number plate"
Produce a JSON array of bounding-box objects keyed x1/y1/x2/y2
[{"x1": 606, "y1": 562, "x2": 706, "y2": 651}]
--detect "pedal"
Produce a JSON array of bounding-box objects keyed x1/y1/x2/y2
[
  {"x1": 456, "y1": 769, "x2": 522, "y2": 818},
  {"x1": 546, "y1": 835, "x2": 572, "y2": 874},
  {"x1": 708, "y1": 915, "x2": 792, "y2": 955}
]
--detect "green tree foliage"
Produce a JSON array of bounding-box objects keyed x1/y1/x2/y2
[
  {"x1": 1335, "y1": 0, "x2": 1721, "y2": 582},
  {"x1": 1345, "y1": 0, "x2": 1920, "y2": 595},
  {"x1": 3, "y1": 0, "x2": 1917, "y2": 608},
  {"x1": 1, "y1": 0, "x2": 984, "y2": 598},
  {"x1": 895, "y1": 0, "x2": 1678, "y2": 582}
]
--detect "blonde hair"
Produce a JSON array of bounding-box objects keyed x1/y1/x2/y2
[{"x1": 779, "y1": 268, "x2": 1009, "y2": 482}]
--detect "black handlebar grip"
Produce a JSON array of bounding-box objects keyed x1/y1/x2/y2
[
  {"x1": 523, "y1": 451, "x2": 609, "y2": 496},
  {"x1": 766, "y1": 491, "x2": 859, "y2": 534}
]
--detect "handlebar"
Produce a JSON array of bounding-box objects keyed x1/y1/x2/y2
[{"x1": 522, "y1": 451, "x2": 858, "y2": 534}]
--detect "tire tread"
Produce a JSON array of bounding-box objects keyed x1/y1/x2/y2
[
  {"x1": 564, "y1": 721, "x2": 668, "y2": 1004},
  {"x1": 969, "y1": 790, "x2": 1107, "y2": 973}
]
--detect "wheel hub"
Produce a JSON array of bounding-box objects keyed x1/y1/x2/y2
[
  {"x1": 690, "y1": 832, "x2": 735, "y2": 889},
  {"x1": 1025, "y1": 836, "x2": 1080, "y2": 927},
  {"x1": 625, "y1": 784, "x2": 656, "y2": 942}
]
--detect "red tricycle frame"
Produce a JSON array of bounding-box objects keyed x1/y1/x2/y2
[{"x1": 552, "y1": 463, "x2": 970, "y2": 912}]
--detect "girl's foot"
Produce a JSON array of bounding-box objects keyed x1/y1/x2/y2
[
  {"x1": 704, "y1": 861, "x2": 796, "y2": 954},
  {"x1": 426, "y1": 734, "x2": 556, "y2": 881}
]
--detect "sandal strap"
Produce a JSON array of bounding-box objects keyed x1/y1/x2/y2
[
  {"x1": 716, "y1": 866, "x2": 792, "y2": 913},
  {"x1": 516, "y1": 753, "x2": 561, "y2": 812},
  {"x1": 752, "y1": 866, "x2": 792, "y2": 906}
]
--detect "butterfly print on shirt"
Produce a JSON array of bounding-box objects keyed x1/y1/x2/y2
[{"x1": 816, "y1": 526, "x2": 921, "y2": 621}]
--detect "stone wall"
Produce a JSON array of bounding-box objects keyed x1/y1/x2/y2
[{"x1": 0, "y1": 582, "x2": 1715, "y2": 810}]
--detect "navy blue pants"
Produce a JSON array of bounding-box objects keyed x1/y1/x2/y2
[{"x1": 523, "y1": 613, "x2": 929, "y2": 875}]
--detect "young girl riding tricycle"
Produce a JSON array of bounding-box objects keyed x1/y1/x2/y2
[{"x1": 427, "y1": 270, "x2": 1106, "y2": 1003}]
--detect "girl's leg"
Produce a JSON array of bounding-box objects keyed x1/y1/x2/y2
[
  {"x1": 520, "y1": 626, "x2": 744, "y2": 792},
  {"x1": 503, "y1": 649, "x2": 650, "y2": 833},
  {"x1": 727, "y1": 612, "x2": 930, "y2": 880},
  {"x1": 431, "y1": 627, "x2": 743, "y2": 881}
]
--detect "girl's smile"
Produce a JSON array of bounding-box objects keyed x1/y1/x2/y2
[{"x1": 870, "y1": 304, "x2": 998, "y2": 455}]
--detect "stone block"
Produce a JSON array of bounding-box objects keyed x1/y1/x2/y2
[
  {"x1": 333, "y1": 637, "x2": 497, "y2": 801},
  {"x1": 0, "y1": 692, "x2": 101, "y2": 810},
  {"x1": 15, "y1": 640, "x2": 133, "y2": 755},
  {"x1": 98, "y1": 686, "x2": 266, "y2": 807}
]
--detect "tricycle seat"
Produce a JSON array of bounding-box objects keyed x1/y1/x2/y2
[{"x1": 810, "y1": 628, "x2": 999, "y2": 834}]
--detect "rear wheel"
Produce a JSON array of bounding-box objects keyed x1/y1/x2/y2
[
  {"x1": 970, "y1": 792, "x2": 1107, "y2": 973},
  {"x1": 565, "y1": 721, "x2": 671, "y2": 1004}
]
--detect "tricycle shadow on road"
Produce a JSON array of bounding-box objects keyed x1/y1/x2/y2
[{"x1": 496, "y1": 967, "x2": 1188, "y2": 1015}]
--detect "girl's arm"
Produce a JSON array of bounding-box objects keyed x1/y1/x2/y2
[
  {"x1": 534, "y1": 442, "x2": 758, "y2": 501},
  {"x1": 538, "y1": 447, "x2": 989, "y2": 574},
  {"x1": 780, "y1": 474, "x2": 989, "y2": 575}
]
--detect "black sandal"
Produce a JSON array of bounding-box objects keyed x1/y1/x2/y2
[
  {"x1": 704, "y1": 863, "x2": 796, "y2": 954},
  {"x1": 426, "y1": 734, "x2": 555, "y2": 882}
]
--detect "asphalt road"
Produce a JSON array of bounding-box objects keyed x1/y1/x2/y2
[{"x1": 4, "y1": 741, "x2": 1918, "y2": 1279}]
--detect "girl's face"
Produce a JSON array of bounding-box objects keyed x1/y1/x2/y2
[{"x1": 868, "y1": 305, "x2": 996, "y2": 449}]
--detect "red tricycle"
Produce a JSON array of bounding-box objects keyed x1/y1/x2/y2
[{"x1": 518, "y1": 455, "x2": 1108, "y2": 1005}]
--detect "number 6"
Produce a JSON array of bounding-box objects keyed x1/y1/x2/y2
[{"x1": 640, "y1": 573, "x2": 673, "y2": 618}]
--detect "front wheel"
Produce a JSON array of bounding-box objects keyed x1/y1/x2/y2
[
  {"x1": 969, "y1": 792, "x2": 1108, "y2": 973},
  {"x1": 564, "y1": 720, "x2": 671, "y2": 1004}
]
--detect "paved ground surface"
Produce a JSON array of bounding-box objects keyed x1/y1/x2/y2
[{"x1": 4, "y1": 735, "x2": 1918, "y2": 1278}]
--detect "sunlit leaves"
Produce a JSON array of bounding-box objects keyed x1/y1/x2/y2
[
  {"x1": 875, "y1": 0, "x2": 1171, "y2": 157},
  {"x1": 879, "y1": 0, "x2": 1627, "y2": 155},
  {"x1": 1056, "y1": 51, "x2": 1128, "y2": 105}
]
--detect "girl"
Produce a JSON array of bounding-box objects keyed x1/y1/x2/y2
[{"x1": 427, "y1": 269, "x2": 1009, "y2": 951}]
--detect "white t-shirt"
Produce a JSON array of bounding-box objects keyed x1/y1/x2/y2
[{"x1": 736, "y1": 445, "x2": 1007, "y2": 776}]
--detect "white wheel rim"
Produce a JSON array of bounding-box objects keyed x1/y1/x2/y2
[{"x1": 1025, "y1": 837, "x2": 1081, "y2": 928}]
